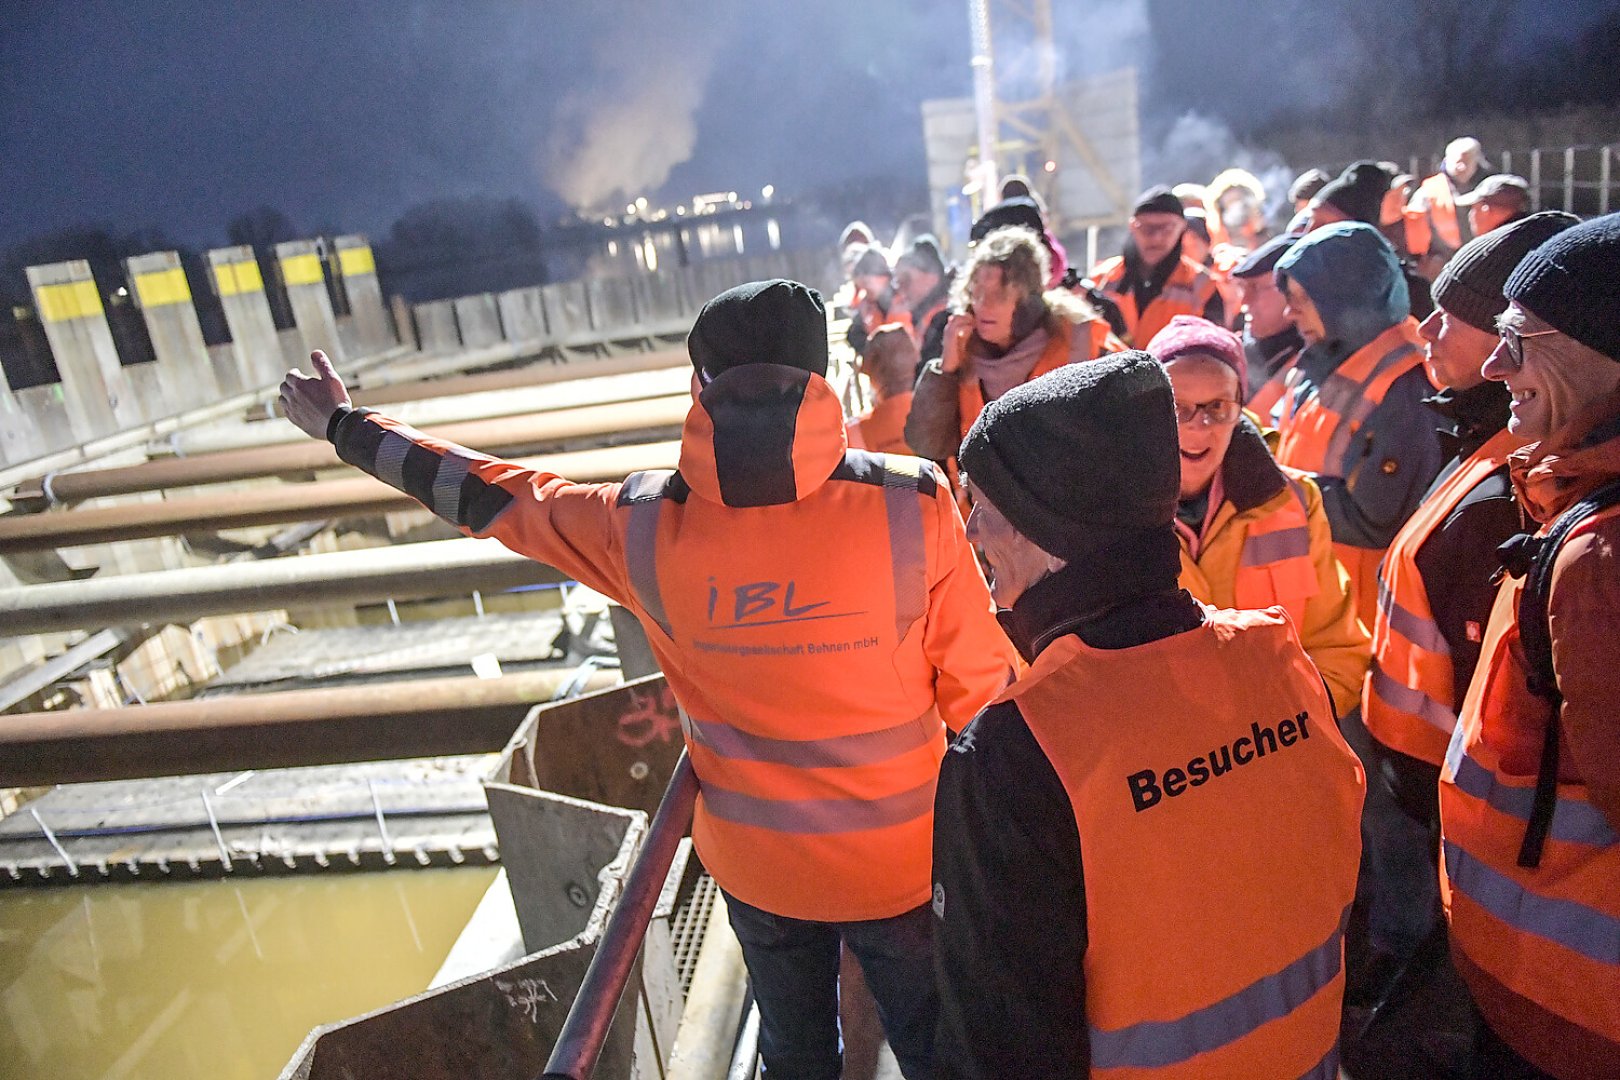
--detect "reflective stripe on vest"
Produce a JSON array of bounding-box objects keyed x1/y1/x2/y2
[
  {"x1": 1440, "y1": 559, "x2": 1620, "y2": 1066},
  {"x1": 1012, "y1": 609, "x2": 1364, "y2": 1079},
  {"x1": 1276, "y1": 322, "x2": 1424, "y2": 477},
  {"x1": 1233, "y1": 477, "x2": 1317, "y2": 618},
  {"x1": 621, "y1": 469, "x2": 677, "y2": 639},
  {"x1": 1364, "y1": 429, "x2": 1521, "y2": 764},
  {"x1": 1090, "y1": 906, "x2": 1349, "y2": 1072}
]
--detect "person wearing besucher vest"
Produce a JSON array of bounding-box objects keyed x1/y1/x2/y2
[
  {"x1": 1349, "y1": 213, "x2": 1579, "y2": 1025},
  {"x1": 1273, "y1": 222, "x2": 1446, "y2": 626},
  {"x1": 905, "y1": 224, "x2": 1124, "y2": 465},
  {"x1": 277, "y1": 279, "x2": 1017, "y2": 1080},
  {"x1": 1090, "y1": 186, "x2": 1225, "y2": 347},
  {"x1": 931, "y1": 354, "x2": 1365, "y2": 1079},
  {"x1": 1439, "y1": 213, "x2": 1620, "y2": 1080}
]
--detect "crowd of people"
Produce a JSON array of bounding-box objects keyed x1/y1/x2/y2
[{"x1": 279, "y1": 135, "x2": 1620, "y2": 1080}]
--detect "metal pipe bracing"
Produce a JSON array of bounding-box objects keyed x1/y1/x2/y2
[
  {"x1": 16, "y1": 396, "x2": 689, "y2": 503},
  {"x1": 0, "y1": 536, "x2": 566, "y2": 636},
  {"x1": 0, "y1": 441, "x2": 679, "y2": 553},
  {"x1": 351, "y1": 347, "x2": 687, "y2": 408},
  {"x1": 541, "y1": 752, "x2": 698, "y2": 1080},
  {"x1": 0, "y1": 668, "x2": 620, "y2": 787}
]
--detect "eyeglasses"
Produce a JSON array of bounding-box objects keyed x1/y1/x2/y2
[
  {"x1": 1174, "y1": 399, "x2": 1242, "y2": 426},
  {"x1": 1497, "y1": 325, "x2": 1559, "y2": 372}
]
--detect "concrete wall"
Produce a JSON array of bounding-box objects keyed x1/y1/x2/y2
[
  {"x1": 333, "y1": 236, "x2": 394, "y2": 355},
  {"x1": 495, "y1": 287, "x2": 547, "y2": 345},
  {"x1": 413, "y1": 300, "x2": 460, "y2": 352},
  {"x1": 451, "y1": 294, "x2": 502, "y2": 349}
]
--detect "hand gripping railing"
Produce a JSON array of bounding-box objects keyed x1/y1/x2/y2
[{"x1": 539, "y1": 750, "x2": 698, "y2": 1079}]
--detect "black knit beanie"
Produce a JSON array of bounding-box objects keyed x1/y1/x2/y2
[
  {"x1": 971, "y1": 197, "x2": 1046, "y2": 243},
  {"x1": 1133, "y1": 186, "x2": 1186, "y2": 218},
  {"x1": 1317, "y1": 160, "x2": 1393, "y2": 226},
  {"x1": 687, "y1": 280, "x2": 829, "y2": 382},
  {"x1": 958, "y1": 352, "x2": 1180, "y2": 560},
  {"x1": 1432, "y1": 211, "x2": 1580, "y2": 333},
  {"x1": 1505, "y1": 211, "x2": 1620, "y2": 362}
]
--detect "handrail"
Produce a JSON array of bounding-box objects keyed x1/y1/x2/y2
[{"x1": 539, "y1": 750, "x2": 698, "y2": 1079}]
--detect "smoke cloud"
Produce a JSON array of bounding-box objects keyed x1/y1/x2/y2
[
  {"x1": 542, "y1": 11, "x2": 736, "y2": 212},
  {"x1": 1143, "y1": 112, "x2": 1297, "y2": 220}
]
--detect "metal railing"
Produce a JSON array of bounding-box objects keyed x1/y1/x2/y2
[{"x1": 539, "y1": 750, "x2": 699, "y2": 1079}]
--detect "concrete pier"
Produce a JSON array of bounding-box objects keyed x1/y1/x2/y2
[
  {"x1": 126, "y1": 250, "x2": 220, "y2": 409},
  {"x1": 276, "y1": 239, "x2": 344, "y2": 363},
  {"x1": 333, "y1": 236, "x2": 394, "y2": 355},
  {"x1": 208, "y1": 245, "x2": 288, "y2": 390},
  {"x1": 25, "y1": 260, "x2": 144, "y2": 439}
]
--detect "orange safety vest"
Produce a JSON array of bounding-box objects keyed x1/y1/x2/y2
[
  {"x1": 1439, "y1": 534, "x2": 1620, "y2": 1077},
  {"x1": 1275, "y1": 319, "x2": 1426, "y2": 625},
  {"x1": 1246, "y1": 352, "x2": 1300, "y2": 430},
  {"x1": 618, "y1": 373, "x2": 1008, "y2": 923},
  {"x1": 1010, "y1": 607, "x2": 1363, "y2": 1078},
  {"x1": 1092, "y1": 254, "x2": 1217, "y2": 347},
  {"x1": 1409, "y1": 172, "x2": 1464, "y2": 258},
  {"x1": 1364, "y1": 429, "x2": 1524, "y2": 765}
]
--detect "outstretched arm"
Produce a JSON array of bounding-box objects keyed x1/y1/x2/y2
[{"x1": 278, "y1": 350, "x2": 634, "y2": 604}]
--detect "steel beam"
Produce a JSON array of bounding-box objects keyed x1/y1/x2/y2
[
  {"x1": 0, "y1": 668, "x2": 619, "y2": 787},
  {"x1": 0, "y1": 440, "x2": 679, "y2": 553},
  {"x1": 0, "y1": 536, "x2": 568, "y2": 636},
  {"x1": 15, "y1": 396, "x2": 688, "y2": 503}
]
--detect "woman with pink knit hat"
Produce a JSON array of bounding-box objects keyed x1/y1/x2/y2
[{"x1": 1147, "y1": 314, "x2": 1370, "y2": 716}]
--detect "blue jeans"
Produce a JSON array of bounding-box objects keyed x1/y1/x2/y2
[{"x1": 724, "y1": 890, "x2": 937, "y2": 1080}]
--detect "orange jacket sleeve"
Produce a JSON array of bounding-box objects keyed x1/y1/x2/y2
[{"x1": 328, "y1": 405, "x2": 634, "y2": 604}]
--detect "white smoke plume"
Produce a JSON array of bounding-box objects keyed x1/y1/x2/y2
[
  {"x1": 541, "y1": 11, "x2": 734, "y2": 212},
  {"x1": 1143, "y1": 112, "x2": 1297, "y2": 222}
]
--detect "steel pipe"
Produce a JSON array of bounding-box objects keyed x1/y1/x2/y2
[
  {"x1": 16, "y1": 396, "x2": 689, "y2": 503},
  {"x1": 352, "y1": 347, "x2": 688, "y2": 407},
  {"x1": 0, "y1": 668, "x2": 620, "y2": 787},
  {"x1": 0, "y1": 441, "x2": 679, "y2": 553},
  {"x1": 0, "y1": 536, "x2": 567, "y2": 636}
]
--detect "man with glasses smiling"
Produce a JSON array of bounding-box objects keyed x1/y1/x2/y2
[
  {"x1": 1439, "y1": 212, "x2": 1620, "y2": 1079},
  {"x1": 1090, "y1": 186, "x2": 1224, "y2": 346}
]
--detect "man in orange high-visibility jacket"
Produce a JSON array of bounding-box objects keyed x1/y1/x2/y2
[
  {"x1": 1352, "y1": 212, "x2": 1576, "y2": 1023},
  {"x1": 1440, "y1": 212, "x2": 1620, "y2": 1080},
  {"x1": 280, "y1": 279, "x2": 1016, "y2": 1080},
  {"x1": 1090, "y1": 186, "x2": 1224, "y2": 347},
  {"x1": 931, "y1": 353, "x2": 1364, "y2": 1079},
  {"x1": 1407, "y1": 136, "x2": 1489, "y2": 276},
  {"x1": 1273, "y1": 222, "x2": 1445, "y2": 626}
]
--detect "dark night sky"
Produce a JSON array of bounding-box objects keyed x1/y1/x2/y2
[{"x1": 2, "y1": 0, "x2": 1616, "y2": 252}]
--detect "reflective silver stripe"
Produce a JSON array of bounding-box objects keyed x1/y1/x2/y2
[
  {"x1": 1452, "y1": 752, "x2": 1620, "y2": 847},
  {"x1": 1321, "y1": 343, "x2": 1420, "y2": 475},
  {"x1": 1376, "y1": 578, "x2": 1452, "y2": 655},
  {"x1": 1241, "y1": 526, "x2": 1310, "y2": 567},
  {"x1": 688, "y1": 708, "x2": 940, "y2": 769},
  {"x1": 1368, "y1": 662, "x2": 1457, "y2": 735},
  {"x1": 700, "y1": 776, "x2": 936, "y2": 834},
  {"x1": 1444, "y1": 840, "x2": 1620, "y2": 965},
  {"x1": 431, "y1": 451, "x2": 471, "y2": 522},
  {"x1": 879, "y1": 455, "x2": 928, "y2": 642},
  {"x1": 624, "y1": 496, "x2": 673, "y2": 639},
  {"x1": 375, "y1": 430, "x2": 411, "y2": 492},
  {"x1": 1088, "y1": 908, "x2": 1346, "y2": 1070}
]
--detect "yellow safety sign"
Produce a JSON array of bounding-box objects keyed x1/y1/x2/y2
[
  {"x1": 281, "y1": 253, "x2": 325, "y2": 287},
  {"x1": 338, "y1": 246, "x2": 376, "y2": 277},
  {"x1": 133, "y1": 267, "x2": 192, "y2": 308},
  {"x1": 36, "y1": 280, "x2": 104, "y2": 323},
  {"x1": 214, "y1": 260, "x2": 265, "y2": 297}
]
